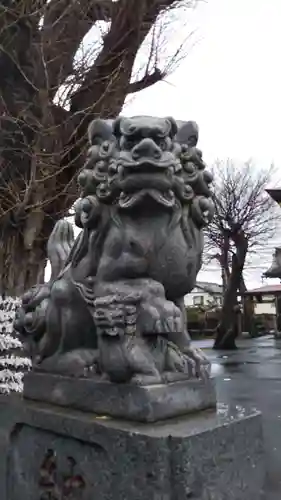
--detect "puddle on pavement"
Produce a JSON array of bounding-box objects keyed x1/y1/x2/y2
[
  {"x1": 211, "y1": 363, "x2": 224, "y2": 376},
  {"x1": 211, "y1": 360, "x2": 259, "y2": 378},
  {"x1": 216, "y1": 402, "x2": 259, "y2": 422},
  {"x1": 211, "y1": 363, "x2": 233, "y2": 380}
]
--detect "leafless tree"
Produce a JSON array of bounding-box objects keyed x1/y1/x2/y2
[
  {"x1": 204, "y1": 159, "x2": 281, "y2": 349},
  {"x1": 0, "y1": 0, "x2": 199, "y2": 296}
]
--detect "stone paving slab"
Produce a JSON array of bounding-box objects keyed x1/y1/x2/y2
[{"x1": 195, "y1": 335, "x2": 281, "y2": 499}]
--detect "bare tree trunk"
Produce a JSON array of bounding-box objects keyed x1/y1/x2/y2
[
  {"x1": 239, "y1": 274, "x2": 247, "y2": 294},
  {"x1": 213, "y1": 231, "x2": 248, "y2": 350},
  {"x1": 214, "y1": 236, "x2": 230, "y2": 294},
  {"x1": 240, "y1": 276, "x2": 255, "y2": 335},
  {"x1": 1, "y1": 1, "x2": 188, "y2": 298},
  {"x1": 0, "y1": 229, "x2": 48, "y2": 297}
]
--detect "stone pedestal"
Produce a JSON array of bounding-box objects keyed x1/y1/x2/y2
[
  {"x1": 23, "y1": 372, "x2": 217, "y2": 422},
  {"x1": 6, "y1": 398, "x2": 265, "y2": 500}
]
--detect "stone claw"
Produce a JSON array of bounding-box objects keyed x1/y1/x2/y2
[{"x1": 183, "y1": 345, "x2": 211, "y2": 379}]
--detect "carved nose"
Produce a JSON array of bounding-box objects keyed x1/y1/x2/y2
[{"x1": 132, "y1": 138, "x2": 162, "y2": 160}]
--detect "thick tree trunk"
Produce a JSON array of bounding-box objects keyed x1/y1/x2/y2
[
  {"x1": 0, "y1": 1, "x2": 182, "y2": 299},
  {"x1": 214, "y1": 306, "x2": 240, "y2": 350},
  {"x1": 0, "y1": 230, "x2": 47, "y2": 297},
  {"x1": 242, "y1": 296, "x2": 255, "y2": 336},
  {"x1": 213, "y1": 232, "x2": 248, "y2": 350},
  {"x1": 237, "y1": 274, "x2": 253, "y2": 335}
]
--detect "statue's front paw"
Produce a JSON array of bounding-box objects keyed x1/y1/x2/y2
[
  {"x1": 182, "y1": 345, "x2": 211, "y2": 379},
  {"x1": 22, "y1": 284, "x2": 50, "y2": 312},
  {"x1": 155, "y1": 314, "x2": 182, "y2": 335},
  {"x1": 165, "y1": 342, "x2": 197, "y2": 378},
  {"x1": 141, "y1": 298, "x2": 182, "y2": 335},
  {"x1": 14, "y1": 299, "x2": 48, "y2": 346},
  {"x1": 14, "y1": 307, "x2": 26, "y2": 336}
]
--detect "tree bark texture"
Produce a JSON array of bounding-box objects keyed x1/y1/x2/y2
[
  {"x1": 0, "y1": 1, "x2": 184, "y2": 295},
  {"x1": 213, "y1": 232, "x2": 248, "y2": 350},
  {"x1": 0, "y1": 230, "x2": 47, "y2": 297}
]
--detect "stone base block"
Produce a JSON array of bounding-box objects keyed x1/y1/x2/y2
[
  {"x1": 6, "y1": 399, "x2": 264, "y2": 500},
  {"x1": 23, "y1": 372, "x2": 216, "y2": 422}
]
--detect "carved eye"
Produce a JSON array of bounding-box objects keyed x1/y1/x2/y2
[
  {"x1": 120, "y1": 136, "x2": 135, "y2": 150},
  {"x1": 125, "y1": 139, "x2": 134, "y2": 150},
  {"x1": 124, "y1": 137, "x2": 139, "y2": 150}
]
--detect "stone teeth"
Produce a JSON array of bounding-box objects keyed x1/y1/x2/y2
[
  {"x1": 117, "y1": 165, "x2": 124, "y2": 176},
  {"x1": 104, "y1": 327, "x2": 120, "y2": 336},
  {"x1": 168, "y1": 167, "x2": 174, "y2": 177},
  {"x1": 108, "y1": 162, "x2": 117, "y2": 173},
  {"x1": 174, "y1": 162, "x2": 182, "y2": 173}
]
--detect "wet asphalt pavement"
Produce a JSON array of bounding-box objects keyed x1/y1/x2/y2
[{"x1": 194, "y1": 335, "x2": 281, "y2": 500}]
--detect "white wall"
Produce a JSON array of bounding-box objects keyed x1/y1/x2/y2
[
  {"x1": 254, "y1": 302, "x2": 276, "y2": 315},
  {"x1": 185, "y1": 290, "x2": 222, "y2": 307}
]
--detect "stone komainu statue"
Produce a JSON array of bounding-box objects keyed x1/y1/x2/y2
[{"x1": 14, "y1": 116, "x2": 214, "y2": 384}]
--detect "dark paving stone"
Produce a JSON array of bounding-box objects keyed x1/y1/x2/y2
[{"x1": 195, "y1": 335, "x2": 281, "y2": 499}]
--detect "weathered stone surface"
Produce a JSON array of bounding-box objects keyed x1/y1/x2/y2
[
  {"x1": 23, "y1": 372, "x2": 217, "y2": 422},
  {"x1": 14, "y1": 115, "x2": 214, "y2": 393},
  {"x1": 6, "y1": 398, "x2": 264, "y2": 500}
]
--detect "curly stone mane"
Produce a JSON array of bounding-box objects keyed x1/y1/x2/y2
[{"x1": 74, "y1": 116, "x2": 214, "y2": 231}]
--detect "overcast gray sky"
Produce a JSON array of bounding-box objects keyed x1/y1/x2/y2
[
  {"x1": 125, "y1": 0, "x2": 281, "y2": 168},
  {"x1": 123, "y1": 0, "x2": 281, "y2": 288}
]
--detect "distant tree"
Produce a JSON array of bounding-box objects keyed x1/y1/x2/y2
[
  {"x1": 0, "y1": 0, "x2": 198, "y2": 296},
  {"x1": 205, "y1": 160, "x2": 281, "y2": 349}
]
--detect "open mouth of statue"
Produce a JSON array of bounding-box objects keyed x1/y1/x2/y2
[
  {"x1": 121, "y1": 159, "x2": 171, "y2": 171},
  {"x1": 118, "y1": 161, "x2": 173, "y2": 193},
  {"x1": 119, "y1": 173, "x2": 172, "y2": 193},
  {"x1": 119, "y1": 189, "x2": 175, "y2": 209}
]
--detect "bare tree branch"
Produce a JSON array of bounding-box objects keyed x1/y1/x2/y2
[
  {"x1": 129, "y1": 67, "x2": 165, "y2": 93},
  {"x1": 0, "y1": 0, "x2": 200, "y2": 295},
  {"x1": 41, "y1": 0, "x2": 113, "y2": 95},
  {"x1": 205, "y1": 159, "x2": 281, "y2": 349}
]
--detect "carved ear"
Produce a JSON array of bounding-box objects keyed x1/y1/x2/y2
[
  {"x1": 112, "y1": 116, "x2": 125, "y2": 139},
  {"x1": 176, "y1": 120, "x2": 199, "y2": 147},
  {"x1": 87, "y1": 119, "x2": 113, "y2": 145},
  {"x1": 165, "y1": 116, "x2": 178, "y2": 138}
]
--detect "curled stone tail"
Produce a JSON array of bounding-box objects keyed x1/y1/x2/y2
[{"x1": 47, "y1": 219, "x2": 75, "y2": 280}]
